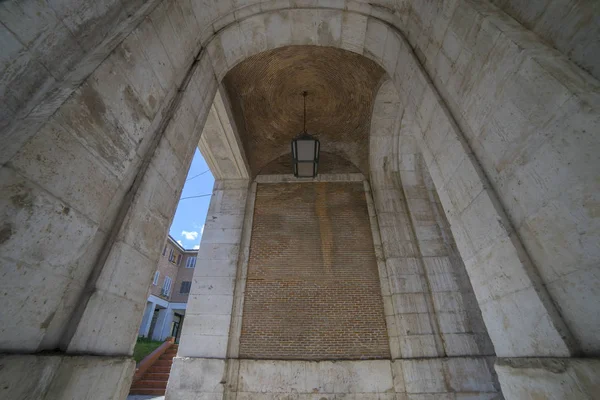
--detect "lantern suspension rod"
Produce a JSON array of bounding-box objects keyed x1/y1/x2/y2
[{"x1": 302, "y1": 90, "x2": 307, "y2": 134}]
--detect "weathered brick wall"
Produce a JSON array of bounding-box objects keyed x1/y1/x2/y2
[{"x1": 240, "y1": 182, "x2": 390, "y2": 360}]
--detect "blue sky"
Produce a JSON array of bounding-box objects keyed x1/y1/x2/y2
[{"x1": 169, "y1": 148, "x2": 214, "y2": 250}]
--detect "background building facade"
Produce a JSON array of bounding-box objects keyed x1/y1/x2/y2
[{"x1": 138, "y1": 236, "x2": 197, "y2": 342}]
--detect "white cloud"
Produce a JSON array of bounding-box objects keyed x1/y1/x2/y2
[
  {"x1": 200, "y1": 225, "x2": 205, "y2": 235},
  {"x1": 193, "y1": 244, "x2": 200, "y2": 249},
  {"x1": 181, "y1": 230, "x2": 198, "y2": 240},
  {"x1": 177, "y1": 240, "x2": 183, "y2": 246}
]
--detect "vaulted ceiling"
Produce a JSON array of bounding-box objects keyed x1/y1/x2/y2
[{"x1": 223, "y1": 46, "x2": 385, "y2": 177}]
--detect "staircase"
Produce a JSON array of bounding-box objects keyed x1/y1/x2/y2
[{"x1": 129, "y1": 344, "x2": 178, "y2": 396}]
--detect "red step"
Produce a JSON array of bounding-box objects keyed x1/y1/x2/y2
[
  {"x1": 129, "y1": 388, "x2": 165, "y2": 396},
  {"x1": 130, "y1": 343, "x2": 178, "y2": 396},
  {"x1": 143, "y1": 372, "x2": 169, "y2": 380},
  {"x1": 131, "y1": 380, "x2": 167, "y2": 389},
  {"x1": 148, "y1": 366, "x2": 171, "y2": 373},
  {"x1": 154, "y1": 359, "x2": 172, "y2": 367}
]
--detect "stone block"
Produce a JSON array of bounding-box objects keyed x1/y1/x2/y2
[
  {"x1": 207, "y1": 37, "x2": 227, "y2": 82},
  {"x1": 95, "y1": 240, "x2": 155, "y2": 304},
  {"x1": 427, "y1": 273, "x2": 459, "y2": 292},
  {"x1": 397, "y1": 313, "x2": 434, "y2": 336},
  {"x1": 436, "y1": 312, "x2": 469, "y2": 334},
  {"x1": 168, "y1": 357, "x2": 226, "y2": 394},
  {"x1": 220, "y1": 23, "x2": 246, "y2": 69},
  {"x1": 45, "y1": 355, "x2": 135, "y2": 399},
  {"x1": 443, "y1": 154, "x2": 488, "y2": 215},
  {"x1": 111, "y1": 31, "x2": 167, "y2": 120},
  {"x1": 422, "y1": 257, "x2": 453, "y2": 275},
  {"x1": 382, "y1": 30, "x2": 401, "y2": 75},
  {"x1": 132, "y1": 18, "x2": 176, "y2": 91},
  {"x1": 237, "y1": 360, "x2": 394, "y2": 394},
  {"x1": 180, "y1": 313, "x2": 232, "y2": 336},
  {"x1": 264, "y1": 11, "x2": 292, "y2": 50},
  {"x1": 316, "y1": 9, "x2": 342, "y2": 47},
  {"x1": 444, "y1": 357, "x2": 495, "y2": 393},
  {"x1": 0, "y1": 258, "x2": 72, "y2": 351},
  {"x1": 193, "y1": 258, "x2": 238, "y2": 278},
  {"x1": 432, "y1": 292, "x2": 464, "y2": 312},
  {"x1": 393, "y1": 293, "x2": 429, "y2": 314},
  {"x1": 479, "y1": 287, "x2": 571, "y2": 357},
  {"x1": 341, "y1": 12, "x2": 368, "y2": 54},
  {"x1": 545, "y1": 266, "x2": 600, "y2": 354},
  {"x1": 463, "y1": 234, "x2": 533, "y2": 303},
  {"x1": 495, "y1": 358, "x2": 600, "y2": 400},
  {"x1": 402, "y1": 359, "x2": 447, "y2": 393},
  {"x1": 201, "y1": 228, "x2": 243, "y2": 245},
  {"x1": 197, "y1": 243, "x2": 241, "y2": 261},
  {"x1": 0, "y1": 354, "x2": 134, "y2": 400},
  {"x1": 190, "y1": 276, "x2": 235, "y2": 296},
  {"x1": 418, "y1": 239, "x2": 448, "y2": 257},
  {"x1": 387, "y1": 257, "x2": 422, "y2": 276},
  {"x1": 66, "y1": 290, "x2": 145, "y2": 354},
  {"x1": 442, "y1": 333, "x2": 480, "y2": 356},
  {"x1": 151, "y1": 1, "x2": 187, "y2": 73},
  {"x1": 177, "y1": 332, "x2": 228, "y2": 358},
  {"x1": 289, "y1": 9, "x2": 318, "y2": 45},
  {"x1": 364, "y1": 18, "x2": 388, "y2": 63},
  {"x1": 390, "y1": 273, "x2": 426, "y2": 294},
  {"x1": 239, "y1": 16, "x2": 268, "y2": 57},
  {"x1": 10, "y1": 118, "x2": 120, "y2": 224},
  {"x1": 458, "y1": 189, "x2": 512, "y2": 256},
  {"x1": 0, "y1": 354, "x2": 61, "y2": 399},
  {"x1": 0, "y1": 166, "x2": 99, "y2": 273}
]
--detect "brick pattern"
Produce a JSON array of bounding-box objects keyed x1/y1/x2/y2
[
  {"x1": 150, "y1": 243, "x2": 182, "y2": 300},
  {"x1": 240, "y1": 182, "x2": 390, "y2": 360},
  {"x1": 258, "y1": 152, "x2": 360, "y2": 175}
]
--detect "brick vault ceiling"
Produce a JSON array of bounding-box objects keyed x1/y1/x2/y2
[{"x1": 223, "y1": 46, "x2": 385, "y2": 177}]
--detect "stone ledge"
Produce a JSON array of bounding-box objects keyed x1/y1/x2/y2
[
  {"x1": 0, "y1": 353, "x2": 134, "y2": 400},
  {"x1": 166, "y1": 357, "x2": 501, "y2": 399},
  {"x1": 495, "y1": 357, "x2": 600, "y2": 400}
]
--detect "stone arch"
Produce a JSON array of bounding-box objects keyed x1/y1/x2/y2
[
  {"x1": 367, "y1": 72, "x2": 574, "y2": 358},
  {"x1": 189, "y1": 7, "x2": 577, "y2": 358},
  {"x1": 2, "y1": 3, "x2": 599, "y2": 398}
]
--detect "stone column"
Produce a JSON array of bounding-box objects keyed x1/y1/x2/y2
[
  {"x1": 152, "y1": 308, "x2": 172, "y2": 341},
  {"x1": 166, "y1": 179, "x2": 250, "y2": 399},
  {"x1": 138, "y1": 301, "x2": 156, "y2": 338}
]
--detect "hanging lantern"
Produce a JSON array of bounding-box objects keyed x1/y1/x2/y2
[{"x1": 291, "y1": 91, "x2": 320, "y2": 178}]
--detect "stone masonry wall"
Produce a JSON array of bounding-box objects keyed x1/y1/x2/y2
[{"x1": 239, "y1": 182, "x2": 390, "y2": 359}]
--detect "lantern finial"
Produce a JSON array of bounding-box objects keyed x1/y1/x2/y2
[{"x1": 291, "y1": 91, "x2": 320, "y2": 178}]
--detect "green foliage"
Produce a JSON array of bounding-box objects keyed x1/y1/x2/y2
[{"x1": 133, "y1": 337, "x2": 163, "y2": 363}]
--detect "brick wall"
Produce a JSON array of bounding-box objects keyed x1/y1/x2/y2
[
  {"x1": 240, "y1": 182, "x2": 390, "y2": 360},
  {"x1": 149, "y1": 241, "x2": 183, "y2": 300},
  {"x1": 170, "y1": 253, "x2": 196, "y2": 303}
]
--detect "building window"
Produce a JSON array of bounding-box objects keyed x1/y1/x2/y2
[
  {"x1": 162, "y1": 245, "x2": 166, "y2": 256},
  {"x1": 185, "y1": 256, "x2": 196, "y2": 268},
  {"x1": 162, "y1": 276, "x2": 172, "y2": 297},
  {"x1": 180, "y1": 281, "x2": 191, "y2": 294},
  {"x1": 176, "y1": 254, "x2": 182, "y2": 265},
  {"x1": 168, "y1": 248, "x2": 174, "y2": 263},
  {"x1": 152, "y1": 271, "x2": 160, "y2": 285}
]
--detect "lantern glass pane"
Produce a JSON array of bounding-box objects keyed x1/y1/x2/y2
[
  {"x1": 296, "y1": 139, "x2": 315, "y2": 161},
  {"x1": 297, "y1": 162, "x2": 314, "y2": 177}
]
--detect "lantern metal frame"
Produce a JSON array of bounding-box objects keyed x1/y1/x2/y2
[{"x1": 291, "y1": 91, "x2": 320, "y2": 178}]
